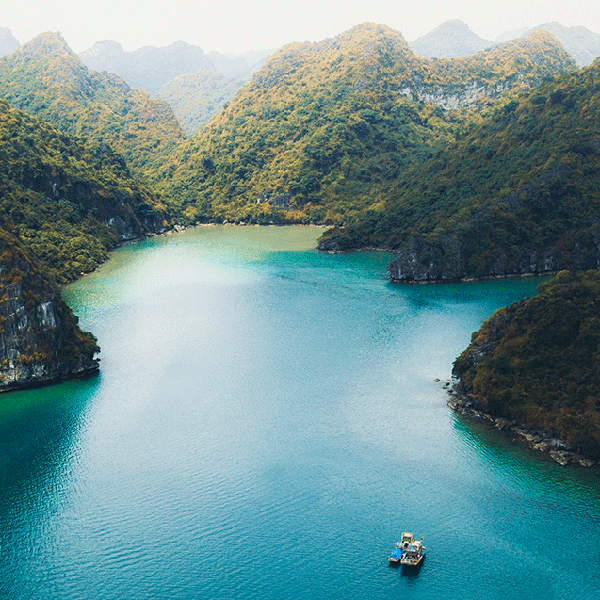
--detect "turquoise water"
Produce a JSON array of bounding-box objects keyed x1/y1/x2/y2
[{"x1": 1, "y1": 226, "x2": 599, "y2": 599}]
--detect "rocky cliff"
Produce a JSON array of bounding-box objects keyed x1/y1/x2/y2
[
  {"x1": 0, "y1": 231, "x2": 99, "y2": 392},
  {"x1": 386, "y1": 236, "x2": 571, "y2": 283}
]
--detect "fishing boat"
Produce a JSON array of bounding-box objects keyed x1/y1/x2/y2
[
  {"x1": 399, "y1": 536, "x2": 426, "y2": 567},
  {"x1": 388, "y1": 532, "x2": 415, "y2": 564}
]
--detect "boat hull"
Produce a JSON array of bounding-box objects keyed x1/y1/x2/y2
[{"x1": 400, "y1": 554, "x2": 425, "y2": 568}]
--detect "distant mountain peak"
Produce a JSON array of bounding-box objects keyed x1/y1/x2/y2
[
  {"x1": 410, "y1": 19, "x2": 493, "y2": 58},
  {"x1": 80, "y1": 40, "x2": 125, "y2": 59},
  {"x1": 17, "y1": 31, "x2": 77, "y2": 59},
  {"x1": 497, "y1": 22, "x2": 600, "y2": 66},
  {"x1": 433, "y1": 19, "x2": 474, "y2": 32},
  {"x1": 0, "y1": 26, "x2": 19, "y2": 57}
]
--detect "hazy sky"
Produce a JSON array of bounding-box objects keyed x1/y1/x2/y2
[{"x1": 3, "y1": 0, "x2": 600, "y2": 54}]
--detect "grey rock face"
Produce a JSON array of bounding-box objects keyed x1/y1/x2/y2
[
  {"x1": 0, "y1": 253, "x2": 99, "y2": 392},
  {"x1": 387, "y1": 239, "x2": 565, "y2": 283},
  {"x1": 387, "y1": 236, "x2": 465, "y2": 282}
]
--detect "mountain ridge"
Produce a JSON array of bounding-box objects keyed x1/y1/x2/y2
[
  {"x1": 79, "y1": 39, "x2": 270, "y2": 93},
  {"x1": 319, "y1": 56, "x2": 600, "y2": 282},
  {"x1": 155, "y1": 24, "x2": 575, "y2": 227},
  {"x1": 0, "y1": 32, "x2": 186, "y2": 179}
]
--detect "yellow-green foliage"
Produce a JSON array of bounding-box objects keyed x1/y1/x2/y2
[
  {"x1": 155, "y1": 24, "x2": 573, "y2": 225},
  {"x1": 157, "y1": 71, "x2": 243, "y2": 135},
  {"x1": 0, "y1": 32, "x2": 186, "y2": 179},
  {"x1": 325, "y1": 56, "x2": 600, "y2": 275},
  {"x1": 453, "y1": 271, "x2": 600, "y2": 460},
  {"x1": 0, "y1": 98, "x2": 160, "y2": 283}
]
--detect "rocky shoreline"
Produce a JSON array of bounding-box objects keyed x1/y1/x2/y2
[{"x1": 442, "y1": 378, "x2": 598, "y2": 470}]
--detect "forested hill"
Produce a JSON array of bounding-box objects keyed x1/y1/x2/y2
[
  {"x1": 320, "y1": 57, "x2": 600, "y2": 281},
  {"x1": 155, "y1": 24, "x2": 574, "y2": 226},
  {"x1": 0, "y1": 32, "x2": 186, "y2": 178},
  {"x1": 0, "y1": 98, "x2": 165, "y2": 391},
  {"x1": 452, "y1": 270, "x2": 600, "y2": 461},
  {"x1": 0, "y1": 98, "x2": 162, "y2": 284}
]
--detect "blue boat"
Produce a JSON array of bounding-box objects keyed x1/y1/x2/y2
[{"x1": 388, "y1": 532, "x2": 414, "y2": 564}]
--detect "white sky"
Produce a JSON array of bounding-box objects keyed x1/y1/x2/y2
[{"x1": 2, "y1": 0, "x2": 599, "y2": 55}]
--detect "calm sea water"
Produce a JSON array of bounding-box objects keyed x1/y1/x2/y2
[{"x1": 0, "y1": 226, "x2": 598, "y2": 600}]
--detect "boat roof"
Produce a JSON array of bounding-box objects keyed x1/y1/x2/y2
[{"x1": 406, "y1": 541, "x2": 422, "y2": 552}]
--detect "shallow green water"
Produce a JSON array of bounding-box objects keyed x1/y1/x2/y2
[{"x1": 1, "y1": 226, "x2": 599, "y2": 599}]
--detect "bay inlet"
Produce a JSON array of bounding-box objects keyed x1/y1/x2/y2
[{"x1": 1, "y1": 226, "x2": 598, "y2": 599}]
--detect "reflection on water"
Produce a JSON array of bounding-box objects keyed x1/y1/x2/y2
[{"x1": 0, "y1": 227, "x2": 598, "y2": 600}]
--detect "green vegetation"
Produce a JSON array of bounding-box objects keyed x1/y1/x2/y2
[
  {"x1": 1, "y1": 20, "x2": 598, "y2": 410},
  {"x1": 0, "y1": 32, "x2": 186, "y2": 179},
  {"x1": 157, "y1": 71, "x2": 244, "y2": 135},
  {"x1": 156, "y1": 25, "x2": 574, "y2": 226},
  {"x1": 453, "y1": 271, "x2": 600, "y2": 460},
  {"x1": 322, "y1": 56, "x2": 599, "y2": 279},
  {"x1": 0, "y1": 98, "x2": 161, "y2": 284}
]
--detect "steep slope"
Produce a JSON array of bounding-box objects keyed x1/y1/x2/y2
[
  {"x1": 156, "y1": 24, "x2": 574, "y2": 226},
  {"x1": 0, "y1": 98, "x2": 162, "y2": 284},
  {"x1": 0, "y1": 32, "x2": 186, "y2": 177},
  {"x1": 0, "y1": 228, "x2": 99, "y2": 392},
  {"x1": 410, "y1": 20, "x2": 493, "y2": 58},
  {"x1": 0, "y1": 27, "x2": 19, "y2": 57},
  {"x1": 452, "y1": 270, "x2": 600, "y2": 461},
  {"x1": 0, "y1": 95, "x2": 175, "y2": 390},
  {"x1": 321, "y1": 58, "x2": 599, "y2": 281},
  {"x1": 499, "y1": 23, "x2": 600, "y2": 67},
  {"x1": 157, "y1": 71, "x2": 242, "y2": 135}
]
